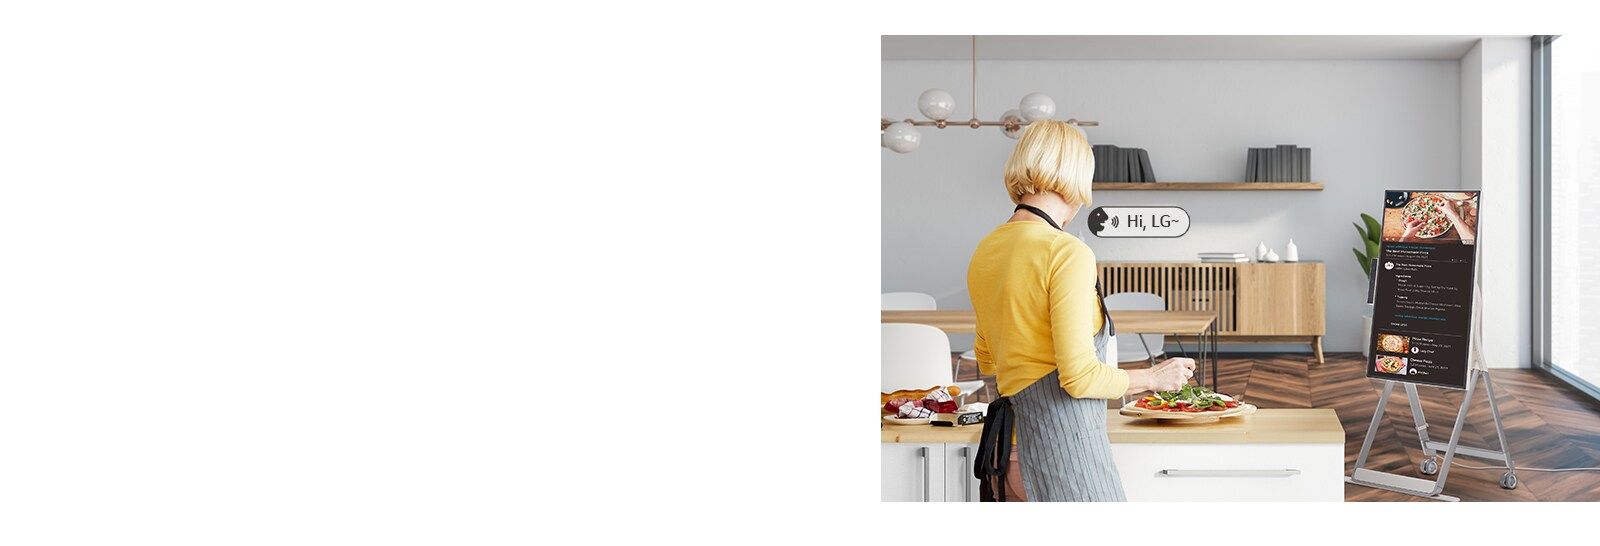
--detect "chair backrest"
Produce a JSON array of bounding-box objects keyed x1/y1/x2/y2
[
  {"x1": 882, "y1": 323, "x2": 954, "y2": 392},
  {"x1": 881, "y1": 292, "x2": 937, "y2": 311},
  {"x1": 1104, "y1": 292, "x2": 1166, "y2": 363}
]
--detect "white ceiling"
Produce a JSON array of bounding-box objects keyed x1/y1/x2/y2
[{"x1": 882, "y1": 35, "x2": 1528, "y2": 60}]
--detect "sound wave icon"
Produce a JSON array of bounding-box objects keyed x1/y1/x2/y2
[{"x1": 1109, "y1": 216, "x2": 1119, "y2": 228}]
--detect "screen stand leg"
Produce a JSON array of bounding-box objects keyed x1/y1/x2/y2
[{"x1": 1346, "y1": 369, "x2": 1518, "y2": 501}]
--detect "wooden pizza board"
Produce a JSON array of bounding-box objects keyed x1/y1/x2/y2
[{"x1": 1118, "y1": 402, "x2": 1257, "y2": 424}]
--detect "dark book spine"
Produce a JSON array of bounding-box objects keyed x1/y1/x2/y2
[
  {"x1": 1093, "y1": 145, "x2": 1110, "y2": 182},
  {"x1": 1277, "y1": 144, "x2": 1295, "y2": 182},
  {"x1": 1114, "y1": 147, "x2": 1125, "y2": 182},
  {"x1": 1129, "y1": 148, "x2": 1140, "y2": 182},
  {"x1": 1099, "y1": 146, "x2": 1110, "y2": 182},
  {"x1": 1138, "y1": 149, "x2": 1156, "y2": 182}
]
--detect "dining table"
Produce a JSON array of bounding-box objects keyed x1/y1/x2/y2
[{"x1": 881, "y1": 309, "x2": 1221, "y2": 389}]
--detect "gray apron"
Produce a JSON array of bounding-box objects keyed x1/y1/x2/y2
[
  {"x1": 1009, "y1": 304, "x2": 1126, "y2": 501},
  {"x1": 973, "y1": 203, "x2": 1125, "y2": 502}
]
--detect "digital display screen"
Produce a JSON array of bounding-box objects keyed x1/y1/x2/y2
[{"x1": 1365, "y1": 190, "x2": 1480, "y2": 389}]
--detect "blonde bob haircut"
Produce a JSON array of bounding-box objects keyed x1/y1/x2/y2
[{"x1": 1002, "y1": 120, "x2": 1094, "y2": 206}]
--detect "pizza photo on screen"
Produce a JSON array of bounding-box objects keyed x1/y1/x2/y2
[
  {"x1": 1381, "y1": 191, "x2": 1479, "y2": 244},
  {"x1": 1376, "y1": 333, "x2": 1410, "y2": 354},
  {"x1": 1374, "y1": 355, "x2": 1408, "y2": 375}
]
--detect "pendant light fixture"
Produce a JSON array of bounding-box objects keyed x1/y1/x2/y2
[{"x1": 881, "y1": 36, "x2": 1099, "y2": 153}]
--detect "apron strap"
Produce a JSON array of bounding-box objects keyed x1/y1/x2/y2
[
  {"x1": 1014, "y1": 204, "x2": 1115, "y2": 336},
  {"x1": 974, "y1": 397, "x2": 1016, "y2": 502}
]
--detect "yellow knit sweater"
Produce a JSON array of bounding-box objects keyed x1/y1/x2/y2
[{"x1": 967, "y1": 221, "x2": 1129, "y2": 399}]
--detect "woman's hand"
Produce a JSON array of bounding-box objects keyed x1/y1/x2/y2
[
  {"x1": 1125, "y1": 357, "x2": 1196, "y2": 396},
  {"x1": 1441, "y1": 200, "x2": 1476, "y2": 243},
  {"x1": 1399, "y1": 217, "x2": 1424, "y2": 242}
]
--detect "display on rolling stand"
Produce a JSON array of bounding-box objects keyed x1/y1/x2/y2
[{"x1": 1345, "y1": 190, "x2": 1519, "y2": 501}]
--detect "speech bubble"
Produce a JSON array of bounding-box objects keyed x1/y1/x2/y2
[{"x1": 1087, "y1": 206, "x2": 1191, "y2": 238}]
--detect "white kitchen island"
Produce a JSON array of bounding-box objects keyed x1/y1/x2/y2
[{"x1": 881, "y1": 408, "x2": 1345, "y2": 502}]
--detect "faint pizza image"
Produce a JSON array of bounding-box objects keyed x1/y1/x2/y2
[
  {"x1": 1401, "y1": 194, "x2": 1452, "y2": 238},
  {"x1": 1374, "y1": 355, "x2": 1408, "y2": 375},
  {"x1": 1376, "y1": 334, "x2": 1410, "y2": 354}
]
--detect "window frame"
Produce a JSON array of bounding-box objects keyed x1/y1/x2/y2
[{"x1": 1533, "y1": 34, "x2": 1600, "y2": 401}]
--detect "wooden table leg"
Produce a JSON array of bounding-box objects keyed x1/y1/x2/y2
[{"x1": 1311, "y1": 336, "x2": 1324, "y2": 364}]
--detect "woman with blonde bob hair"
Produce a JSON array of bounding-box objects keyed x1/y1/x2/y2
[{"x1": 969, "y1": 120, "x2": 1195, "y2": 502}]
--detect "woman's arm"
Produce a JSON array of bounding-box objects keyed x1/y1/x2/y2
[
  {"x1": 1123, "y1": 358, "x2": 1197, "y2": 396},
  {"x1": 1047, "y1": 239, "x2": 1131, "y2": 399},
  {"x1": 974, "y1": 330, "x2": 994, "y2": 377}
]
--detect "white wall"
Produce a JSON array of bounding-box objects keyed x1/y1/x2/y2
[
  {"x1": 1460, "y1": 38, "x2": 1533, "y2": 368},
  {"x1": 883, "y1": 59, "x2": 1462, "y2": 353}
]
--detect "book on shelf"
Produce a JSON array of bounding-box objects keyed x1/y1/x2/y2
[
  {"x1": 1137, "y1": 149, "x2": 1156, "y2": 182},
  {"x1": 1265, "y1": 147, "x2": 1277, "y2": 182},
  {"x1": 1201, "y1": 256, "x2": 1251, "y2": 263},
  {"x1": 1279, "y1": 145, "x2": 1296, "y2": 182},
  {"x1": 1090, "y1": 145, "x2": 1160, "y2": 182},
  {"x1": 1292, "y1": 146, "x2": 1305, "y2": 180},
  {"x1": 1128, "y1": 148, "x2": 1141, "y2": 182},
  {"x1": 1093, "y1": 145, "x2": 1113, "y2": 181},
  {"x1": 1121, "y1": 147, "x2": 1132, "y2": 181},
  {"x1": 1243, "y1": 145, "x2": 1313, "y2": 182}
]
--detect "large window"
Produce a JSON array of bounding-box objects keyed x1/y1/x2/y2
[{"x1": 1543, "y1": 35, "x2": 1600, "y2": 396}]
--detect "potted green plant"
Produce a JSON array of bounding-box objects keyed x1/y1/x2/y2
[{"x1": 1352, "y1": 213, "x2": 1382, "y2": 357}]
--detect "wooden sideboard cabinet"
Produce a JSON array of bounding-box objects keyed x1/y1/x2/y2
[{"x1": 1096, "y1": 262, "x2": 1326, "y2": 362}]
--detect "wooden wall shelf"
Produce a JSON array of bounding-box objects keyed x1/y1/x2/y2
[{"x1": 1093, "y1": 182, "x2": 1323, "y2": 191}]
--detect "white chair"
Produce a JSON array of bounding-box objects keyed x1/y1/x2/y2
[
  {"x1": 885, "y1": 292, "x2": 993, "y2": 400},
  {"x1": 881, "y1": 291, "x2": 985, "y2": 401},
  {"x1": 953, "y1": 350, "x2": 992, "y2": 401},
  {"x1": 883, "y1": 323, "x2": 980, "y2": 404},
  {"x1": 881, "y1": 292, "x2": 937, "y2": 311}
]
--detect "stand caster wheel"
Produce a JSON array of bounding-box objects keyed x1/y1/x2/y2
[
  {"x1": 1500, "y1": 472, "x2": 1517, "y2": 489},
  {"x1": 1420, "y1": 457, "x2": 1439, "y2": 476}
]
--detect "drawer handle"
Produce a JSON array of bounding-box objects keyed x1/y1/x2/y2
[
  {"x1": 961, "y1": 447, "x2": 972, "y2": 502},
  {"x1": 1158, "y1": 469, "x2": 1300, "y2": 478},
  {"x1": 919, "y1": 447, "x2": 930, "y2": 502}
]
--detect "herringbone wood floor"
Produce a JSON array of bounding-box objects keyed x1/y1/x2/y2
[{"x1": 954, "y1": 352, "x2": 1600, "y2": 501}]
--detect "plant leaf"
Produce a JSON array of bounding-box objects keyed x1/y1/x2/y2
[
  {"x1": 1354, "y1": 248, "x2": 1371, "y2": 279},
  {"x1": 1354, "y1": 222, "x2": 1368, "y2": 242},
  {"x1": 1361, "y1": 213, "x2": 1383, "y2": 243},
  {"x1": 1365, "y1": 240, "x2": 1381, "y2": 261}
]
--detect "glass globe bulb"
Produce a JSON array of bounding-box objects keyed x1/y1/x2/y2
[
  {"x1": 917, "y1": 89, "x2": 956, "y2": 121},
  {"x1": 1018, "y1": 92, "x2": 1056, "y2": 122},
  {"x1": 1000, "y1": 109, "x2": 1024, "y2": 140},
  {"x1": 883, "y1": 122, "x2": 921, "y2": 153}
]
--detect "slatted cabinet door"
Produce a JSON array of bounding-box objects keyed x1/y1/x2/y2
[{"x1": 1096, "y1": 263, "x2": 1239, "y2": 334}]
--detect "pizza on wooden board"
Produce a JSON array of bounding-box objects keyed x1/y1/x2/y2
[{"x1": 1127, "y1": 385, "x2": 1243, "y2": 413}]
